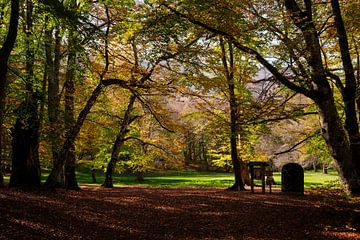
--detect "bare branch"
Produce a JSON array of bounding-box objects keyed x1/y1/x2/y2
[
  {"x1": 123, "y1": 136, "x2": 169, "y2": 153},
  {"x1": 274, "y1": 129, "x2": 320, "y2": 156},
  {"x1": 135, "y1": 94, "x2": 175, "y2": 133},
  {"x1": 326, "y1": 70, "x2": 345, "y2": 94}
]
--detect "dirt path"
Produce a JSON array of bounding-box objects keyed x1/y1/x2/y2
[{"x1": 0, "y1": 187, "x2": 358, "y2": 239}]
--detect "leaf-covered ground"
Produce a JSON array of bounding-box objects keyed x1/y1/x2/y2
[{"x1": 0, "y1": 187, "x2": 359, "y2": 239}]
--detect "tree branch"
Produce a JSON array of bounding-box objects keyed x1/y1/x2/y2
[
  {"x1": 326, "y1": 70, "x2": 345, "y2": 95},
  {"x1": 123, "y1": 136, "x2": 169, "y2": 153},
  {"x1": 135, "y1": 94, "x2": 174, "y2": 133},
  {"x1": 163, "y1": 3, "x2": 314, "y2": 99},
  {"x1": 274, "y1": 129, "x2": 320, "y2": 156}
]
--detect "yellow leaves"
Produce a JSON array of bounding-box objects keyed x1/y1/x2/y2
[{"x1": 168, "y1": 42, "x2": 179, "y2": 53}]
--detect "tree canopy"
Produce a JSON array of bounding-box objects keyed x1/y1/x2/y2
[{"x1": 0, "y1": 0, "x2": 359, "y2": 194}]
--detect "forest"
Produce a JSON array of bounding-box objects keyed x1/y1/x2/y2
[
  {"x1": 1, "y1": 0, "x2": 360, "y2": 239},
  {"x1": 1, "y1": 0, "x2": 360, "y2": 192}
]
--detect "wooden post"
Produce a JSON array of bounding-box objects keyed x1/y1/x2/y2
[
  {"x1": 261, "y1": 165, "x2": 265, "y2": 194},
  {"x1": 250, "y1": 165, "x2": 254, "y2": 193}
]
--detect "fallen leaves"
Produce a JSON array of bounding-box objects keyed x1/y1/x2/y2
[{"x1": 0, "y1": 187, "x2": 358, "y2": 239}]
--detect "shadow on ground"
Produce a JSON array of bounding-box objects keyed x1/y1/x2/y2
[{"x1": 0, "y1": 187, "x2": 358, "y2": 240}]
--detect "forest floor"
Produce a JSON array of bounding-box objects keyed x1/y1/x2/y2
[{"x1": 0, "y1": 186, "x2": 359, "y2": 240}]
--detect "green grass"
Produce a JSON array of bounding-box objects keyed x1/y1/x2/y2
[
  {"x1": 272, "y1": 170, "x2": 341, "y2": 189},
  {"x1": 3, "y1": 169, "x2": 341, "y2": 189},
  {"x1": 83, "y1": 169, "x2": 341, "y2": 189},
  {"x1": 78, "y1": 170, "x2": 236, "y2": 187}
]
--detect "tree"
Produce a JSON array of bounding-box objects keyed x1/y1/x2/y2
[
  {"x1": 0, "y1": 0, "x2": 20, "y2": 187},
  {"x1": 162, "y1": 0, "x2": 360, "y2": 194},
  {"x1": 44, "y1": 1, "x2": 146, "y2": 189},
  {"x1": 219, "y1": 37, "x2": 245, "y2": 190},
  {"x1": 63, "y1": 0, "x2": 80, "y2": 190},
  {"x1": 44, "y1": 19, "x2": 63, "y2": 186},
  {"x1": 305, "y1": 133, "x2": 332, "y2": 173},
  {"x1": 102, "y1": 95, "x2": 137, "y2": 187},
  {"x1": 9, "y1": 0, "x2": 41, "y2": 188}
]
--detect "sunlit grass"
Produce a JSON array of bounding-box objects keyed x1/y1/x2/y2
[
  {"x1": 86, "y1": 169, "x2": 341, "y2": 189},
  {"x1": 77, "y1": 170, "x2": 236, "y2": 187},
  {"x1": 2, "y1": 169, "x2": 341, "y2": 189},
  {"x1": 272, "y1": 170, "x2": 341, "y2": 189}
]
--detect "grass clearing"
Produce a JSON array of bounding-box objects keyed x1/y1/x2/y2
[
  {"x1": 3, "y1": 169, "x2": 341, "y2": 189},
  {"x1": 85, "y1": 169, "x2": 341, "y2": 189}
]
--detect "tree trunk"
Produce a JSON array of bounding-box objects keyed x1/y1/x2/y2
[
  {"x1": 313, "y1": 162, "x2": 317, "y2": 172},
  {"x1": 330, "y1": 0, "x2": 360, "y2": 178},
  {"x1": 44, "y1": 23, "x2": 64, "y2": 187},
  {"x1": 9, "y1": 0, "x2": 41, "y2": 189},
  {"x1": 322, "y1": 163, "x2": 328, "y2": 174},
  {"x1": 63, "y1": 29, "x2": 80, "y2": 190},
  {"x1": 9, "y1": 102, "x2": 41, "y2": 188},
  {"x1": 44, "y1": 82, "x2": 105, "y2": 189},
  {"x1": 354, "y1": 36, "x2": 360, "y2": 124},
  {"x1": 91, "y1": 168, "x2": 96, "y2": 183},
  {"x1": 0, "y1": 0, "x2": 20, "y2": 187},
  {"x1": 136, "y1": 172, "x2": 144, "y2": 182},
  {"x1": 43, "y1": 3, "x2": 124, "y2": 190},
  {"x1": 0, "y1": 126, "x2": 3, "y2": 187},
  {"x1": 0, "y1": 0, "x2": 20, "y2": 124},
  {"x1": 103, "y1": 95, "x2": 136, "y2": 188},
  {"x1": 284, "y1": 0, "x2": 360, "y2": 194},
  {"x1": 0, "y1": 171, "x2": 3, "y2": 188},
  {"x1": 64, "y1": 143, "x2": 79, "y2": 190},
  {"x1": 315, "y1": 95, "x2": 360, "y2": 193},
  {"x1": 219, "y1": 38, "x2": 245, "y2": 191}
]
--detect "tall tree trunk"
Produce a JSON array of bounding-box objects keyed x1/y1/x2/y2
[
  {"x1": 103, "y1": 95, "x2": 136, "y2": 188},
  {"x1": 64, "y1": 29, "x2": 79, "y2": 190},
  {"x1": 220, "y1": 38, "x2": 245, "y2": 191},
  {"x1": 355, "y1": 42, "x2": 360, "y2": 124},
  {"x1": 44, "y1": 2, "x2": 122, "y2": 190},
  {"x1": 315, "y1": 95, "x2": 359, "y2": 192},
  {"x1": 284, "y1": 0, "x2": 360, "y2": 193},
  {"x1": 331, "y1": 0, "x2": 360, "y2": 176},
  {"x1": 45, "y1": 23, "x2": 63, "y2": 186},
  {"x1": 9, "y1": 0, "x2": 41, "y2": 188},
  {"x1": 0, "y1": 127, "x2": 3, "y2": 187},
  {"x1": 0, "y1": 0, "x2": 20, "y2": 188}
]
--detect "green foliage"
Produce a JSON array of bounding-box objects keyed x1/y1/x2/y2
[
  {"x1": 209, "y1": 151, "x2": 232, "y2": 170},
  {"x1": 126, "y1": 152, "x2": 155, "y2": 175},
  {"x1": 94, "y1": 147, "x2": 111, "y2": 170},
  {"x1": 305, "y1": 133, "x2": 333, "y2": 166}
]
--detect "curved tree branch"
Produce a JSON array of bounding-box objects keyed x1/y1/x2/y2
[{"x1": 162, "y1": 3, "x2": 314, "y2": 99}]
